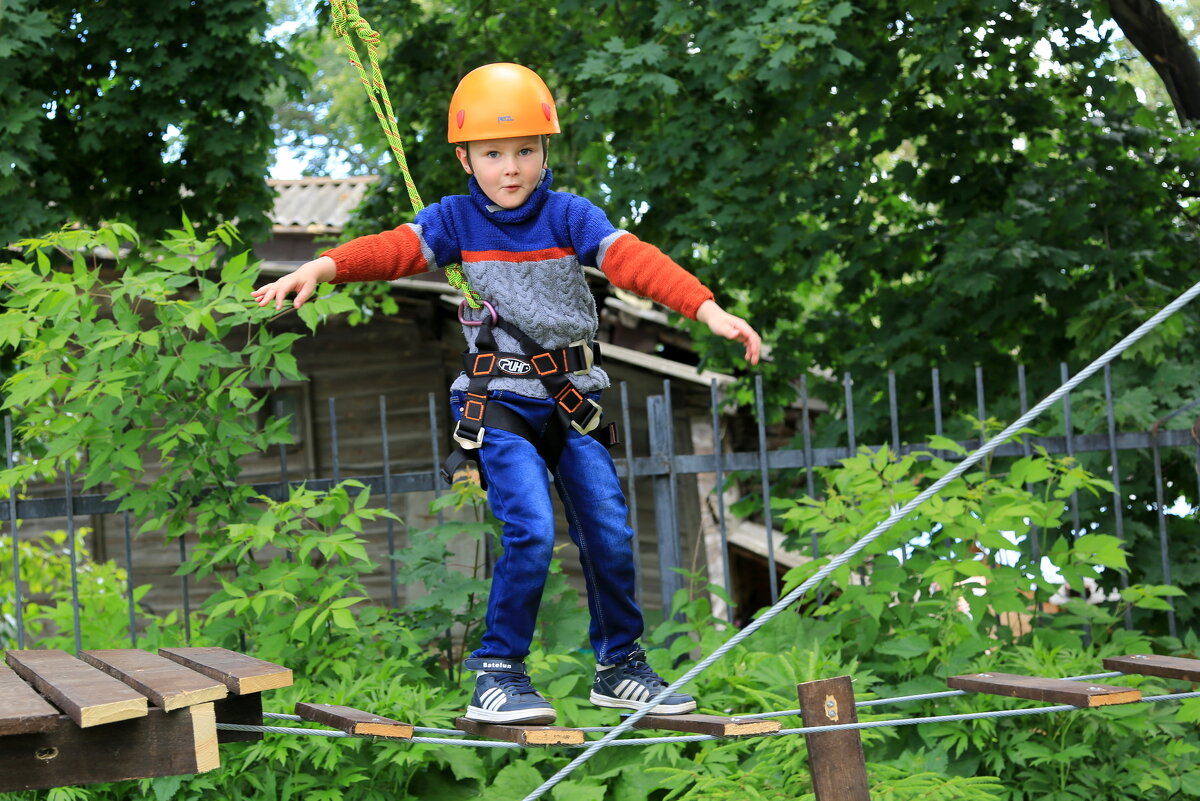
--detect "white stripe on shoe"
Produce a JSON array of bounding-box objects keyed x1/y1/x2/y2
[{"x1": 480, "y1": 687, "x2": 505, "y2": 711}]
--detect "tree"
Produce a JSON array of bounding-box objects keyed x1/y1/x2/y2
[
  {"x1": 0, "y1": 0, "x2": 305, "y2": 245},
  {"x1": 277, "y1": 1, "x2": 1197, "y2": 412},
  {"x1": 275, "y1": 0, "x2": 1200, "y2": 628},
  {"x1": 1110, "y1": 0, "x2": 1200, "y2": 125}
]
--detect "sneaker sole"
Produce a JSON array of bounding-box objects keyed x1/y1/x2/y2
[
  {"x1": 589, "y1": 690, "x2": 697, "y2": 715},
  {"x1": 465, "y1": 705, "x2": 557, "y2": 725}
]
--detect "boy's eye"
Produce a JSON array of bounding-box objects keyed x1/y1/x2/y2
[
  {"x1": 520, "y1": 148, "x2": 534, "y2": 156},
  {"x1": 484, "y1": 151, "x2": 500, "y2": 158}
]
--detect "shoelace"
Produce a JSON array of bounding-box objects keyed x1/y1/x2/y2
[
  {"x1": 618, "y1": 655, "x2": 667, "y2": 690},
  {"x1": 489, "y1": 671, "x2": 541, "y2": 698}
]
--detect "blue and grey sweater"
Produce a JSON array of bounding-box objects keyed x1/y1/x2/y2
[{"x1": 324, "y1": 169, "x2": 714, "y2": 397}]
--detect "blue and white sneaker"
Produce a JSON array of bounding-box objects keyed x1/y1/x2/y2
[
  {"x1": 463, "y1": 657, "x2": 557, "y2": 725},
  {"x1": 590, "y1": 649, "x2": 697, "y2": 714}
]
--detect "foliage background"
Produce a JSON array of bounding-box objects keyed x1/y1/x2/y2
[
  {"x1": 0, "y1": 0, "x2": 304, "y2": 245},
  {"x1": 261, "y1": 0, "x2": 1200, "y2": 626}
]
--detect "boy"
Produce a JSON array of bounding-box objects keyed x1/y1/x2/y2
[{"x1": 253, "y1": 63, "x2": 761, "y2": 725}]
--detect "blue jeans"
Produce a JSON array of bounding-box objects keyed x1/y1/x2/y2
[{"x1": 451, "y1": 390, "x2": 643, "y2": 665}]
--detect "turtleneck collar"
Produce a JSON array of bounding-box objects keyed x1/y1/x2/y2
[{"x1": 468, "y1": 168, "x2": 554, "y2": 224}]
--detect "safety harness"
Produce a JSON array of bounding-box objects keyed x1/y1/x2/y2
[{"x1": 441, "y1": 302, "x2": 619, "y2": 487}]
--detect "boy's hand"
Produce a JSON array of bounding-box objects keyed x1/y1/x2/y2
[
  {"x1": 251, "y1": 256, "x2": 337, "y2": 311},
  {"x1": 696, "y1": 300, "x2": 762, "y2": 365}
]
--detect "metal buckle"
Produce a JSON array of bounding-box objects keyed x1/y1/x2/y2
[
  {"x1": 452, "y1": 420, "x2": 485, "y2": 450},
  {"x1": 569, "y1": 339, "x2": 595, "y2": 376},
  {"x1": 570, "y1": 399, "x2": 603, "y2": 436}
]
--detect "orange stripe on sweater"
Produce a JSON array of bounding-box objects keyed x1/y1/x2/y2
[{"x1": 462, "y1": 247, "x2": 576, "y2": 263}]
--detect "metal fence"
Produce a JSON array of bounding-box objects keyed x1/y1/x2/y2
[{"x1": 4, "y1": 360, "x2": 1199, "y2": 652}]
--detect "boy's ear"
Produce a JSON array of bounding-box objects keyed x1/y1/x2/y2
[{"x1": 455, "y1": 145, "x2": 473, "y2": 175}]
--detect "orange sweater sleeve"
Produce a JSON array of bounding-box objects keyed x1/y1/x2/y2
[
  {"x1": 599, "y1": 233, "x2": 714, "y2": 320},
  {"x1": 320, "y1": 224, "x2": 429, "y2": 284}
]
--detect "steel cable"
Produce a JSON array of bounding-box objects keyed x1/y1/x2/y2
[{"x1": 222, "y1": 690, "x2": 1200, "y2": 749}]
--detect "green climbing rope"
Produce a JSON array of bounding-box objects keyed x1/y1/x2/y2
[{"x1": 329, "y1": 0, "x2": 482, "y2": 308}]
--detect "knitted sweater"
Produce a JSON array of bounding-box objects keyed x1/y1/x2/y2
[{"x1": 322, "y1": 169, "x2": 714, "y2": 397}]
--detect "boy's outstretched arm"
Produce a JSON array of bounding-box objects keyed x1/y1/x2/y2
[
  {"x1": 252, "y1": 256, "x2": 337, "y2": 311},
  {"x1": 695, "y1": 299, "x2": 762, "y2": 365}
]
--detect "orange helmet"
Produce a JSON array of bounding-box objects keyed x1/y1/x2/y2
[{"x1": 447, "y1": 63, "x2": 560, "y2": 143}]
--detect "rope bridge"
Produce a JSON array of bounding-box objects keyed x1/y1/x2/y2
[{"x1": 4, "y1": 645, "x2": 1200, "y2": 796}]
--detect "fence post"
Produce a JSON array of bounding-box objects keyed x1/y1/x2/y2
[
  {"x1": 798, "y1": 675, "x2": 871, "y2": 801},
  {"x1": 647, "y1": 395, "x2": 683, "y2": 619},
  {"x1": 6, "y1": 415, "x2": 26, "y2": 648}
]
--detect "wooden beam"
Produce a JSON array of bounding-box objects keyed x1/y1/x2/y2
[
  {"x1": 0, "y1": 703, "x2": 218, "y2": 792},
  {"x1": 295, "y1": 703, "x2": 414, "y2": 739},
  {"x1": 631, "y1": 713, "x2": 780, "y2": 736},
  {"x1": 947, "y1": 672, "x2": 1141, "y2": 707},
  {"x1": 1104, "y1": 654, "x2": 1200, "y2": 683},
  {"x1": 158, "y1": 647, "x2": 292, "y2": 694},
  {"x1": 80, "y1": 649, "x2": 227, "y2": 711},
  {"x1": 454, "y1": 717, "x2": 584, "y2": 746},
  {"x1": 0, "y1": 661, "x2": 60, "y2": 736},
  {"x1": 5, "y1": 650, "x2": 147, "y2": 728},
  {"x1": 213, "y1": 692, "x2": 264, "y2": 744},
  {"x1": 798, "y1": 676, "x2": 871, "y2": 801}
]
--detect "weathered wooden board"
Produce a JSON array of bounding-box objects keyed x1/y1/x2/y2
[
  {"x1": 296, "y1": 702, "x2": 414, "y2": 739},
  {"x1": 798, "y1": 676, "x2": 871, "y2": 801},
  {"x1": 1104, "y1": 654, "x2": 1200, "y2": 683},
  {"x1": 948, "y1": 672, "x2": 1141, "y2": 707},
  {"x1": 0, "y1": 703, "x2": 218, "y2": 792},
  {"x1": 158, "y1": 647, "x2": 292, "y2": 694},
  {"x1": 631, "y1": 713, "x2": 780, "y2": 736},
  {"x1": 5, "y1": 650, "x2": 147, "y2": 728},
  {"x1": 213, "y1": 692, "x2": 264, "y2": 744},
  {"x1": 0, "y1": 661, "x2": 60, "y2": 736},
  {"x1": 454, "y1": 717, "x2": 584, "y2": 746},
  {"x1": 80, "y1": 649, "x2": 228, "y2": 711}
]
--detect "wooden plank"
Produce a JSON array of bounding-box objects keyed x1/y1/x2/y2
[
  {"x1": 213, "y1": 692, "x2": 264, "y2": 744},
  {"x1": 0, "y1": 703, "x2": 218, "y2": 792},
  {"x1": 5, "y1": 650, "x2": 147, "y2": 728},
  {"x1": 0, "y1": 661, "x2": 61, "y2": 736},
  {"x1": 631, "y1": 713, "x2": 780, "y2": 736},
  {"x1": 947, "y1": 672, "x2": 1141, "y2": 707},
  {"x1": 158, "y1": 647, "x2": 292, "y2": 694},
  {"x1": 798, "y1": 676, "x2": 872, "y2": 801},
  {"x1": 1104, "y1": 654, "x2": 1200, "y2": 683},
  {"x1": 295, "y1": 702, "x2": 414, "y2": 739},
  {"x1": 80, "y1": 649, "x2": 228, "y2": 711},
  {"x1": 454, "y1": 717, "x2": 584, "y2": 746}
]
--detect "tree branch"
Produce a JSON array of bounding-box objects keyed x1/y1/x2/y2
[{"x1": 1109, "y1": 0, "x2": 1200, "y2": 126}]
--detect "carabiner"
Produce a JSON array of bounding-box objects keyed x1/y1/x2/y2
[{"x1": 458, "y1": 299, "x2": 498, "y2": 327}]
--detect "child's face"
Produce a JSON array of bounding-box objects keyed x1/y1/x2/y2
[{"x1": 456, "y1": 136, "x2": 545, "y2": 209}]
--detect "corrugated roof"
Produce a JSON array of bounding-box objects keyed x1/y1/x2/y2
[{"x1": 267, "y1": 175, "x2": 378, "y2": 234}]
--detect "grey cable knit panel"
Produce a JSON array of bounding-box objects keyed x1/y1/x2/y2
[{"x1": 449, "y1": 253, "x2": 611, "y2": 397}]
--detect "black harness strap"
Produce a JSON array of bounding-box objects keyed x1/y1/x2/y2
[{"x1": 441, "y1": 314, "x2": 618, "y2": 487}]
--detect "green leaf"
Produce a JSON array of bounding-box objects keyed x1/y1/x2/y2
[{"x1": 875, "y1": 635, "x2": 931, "y2": 659}]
